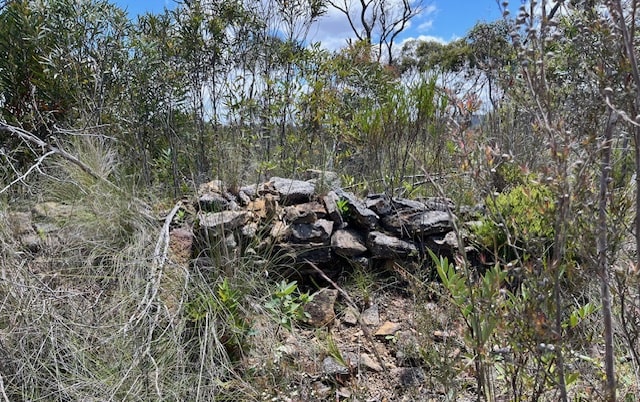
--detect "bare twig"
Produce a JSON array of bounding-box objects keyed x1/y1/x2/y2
[{"x1": 0, "y1": 150, "x2": 55, "y2": 194}]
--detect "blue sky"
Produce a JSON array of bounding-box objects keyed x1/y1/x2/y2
[{"x1": 113, "y1": 0, "x2": 507, "y2": 46}]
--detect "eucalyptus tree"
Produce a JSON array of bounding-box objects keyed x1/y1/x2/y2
[
  {"x1": 328, "y1": 0, "x2": 429, "y2": 64},
  {"x1": 0, "y1": 0, "x2": 131, "y2": 193}
]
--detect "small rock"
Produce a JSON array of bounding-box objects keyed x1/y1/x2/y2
[
  {"x1": 198, "y1": 210, "x2": 248, "y2": 235},
  {"x1": 335, "y1": 189, "x2": 379, "y2": 229},
  {"x1": 361, "y1": 304, "x2": 380, "y2": 326},
  {"x1": 197, "y1": 191, "x2": 231, "y2": 212},
  {"x1": 239, "y1": 184, "x2": 258, "y2": 199},
  {"x1": 304, "y1": 288, "x2": 339, "y2": 327},
  {"x1": 375, "y1": 321, "x2": 402, "y2": 337},
  {"x1": 360, "y1": 353, "x2": 383, "y2": 372},
  {"x1": 365, "y1": 193, "x2": 392, "y2": 216},
  {"x1": 342, "y1": 307, "x2": 358, "y2": 326},
  {"x1": 322, "y1": 191, "x2": 344, "y2": 227},
  {"x1": 284, "y1": 202, "x2": 324, "y2": 224},
  {"x1": 322, "y1": 356, "x2": 349, "y2": 376}
]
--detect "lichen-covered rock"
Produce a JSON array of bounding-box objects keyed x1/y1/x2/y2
[
  {"x1": 368, "y1": 231, "x2": 418, "y2": 259},
  {"x1": 381, "y1": 209, "x2": 454, "y2": 236},
  {"x1": 304, "y1": 288, "x2": 339, "y2": 327},
  {"x1": 331, "y1": 229, "x2": 367, "y2": 257},
  {"x1": 284, "y1": 202, "x2": 325, "y2": 224},
  {"x1": 197, "y1": 210, "x2": 249, "y2": 236},
  {"x1": 262, "y1": 177, "x2": 315, "y2": 205}
]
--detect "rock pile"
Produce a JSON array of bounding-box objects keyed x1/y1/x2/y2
[{"x1": 193, "y1": 172, "x2": 466, "y2": 277}]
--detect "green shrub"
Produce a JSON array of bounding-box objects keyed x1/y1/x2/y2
[{"x1": 473, "y1": 181, "x2": 554, "y2": 262}]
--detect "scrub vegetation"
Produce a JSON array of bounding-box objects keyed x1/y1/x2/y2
[{"x1": 1, "y1": 0, "x2": 640, "y2": 400}]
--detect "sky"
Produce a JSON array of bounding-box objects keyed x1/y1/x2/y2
[{"x1": 113, "y1": 0, "x2": 508, "y2": 48}]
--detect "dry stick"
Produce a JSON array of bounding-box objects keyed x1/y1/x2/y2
[
  {"x1": 124, "y1": 200, "x2": 183, "y2": 332},
  {"x1": 0, "y1": 123, "x2": 116, "y2": 189},
  {"x1": 0, "y1": 122, "x2": 154, "y2": 220},
  {"x1": 304, "y1": 260, "x2": 388, "y2": 374},
  {"x1": 0, "y1": 372, "x2": 9, "y2": 402}
]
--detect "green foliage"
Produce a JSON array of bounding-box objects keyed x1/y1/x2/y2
[
  {"x1": 186, "y1": 278, "x2": 252, "y2": 357},
  {"x1": 264, "y1": 280, "x2": 312, "y2": 332},
  {"x1": 473, "y1": 180, "x2": 555, "y2": 261}
]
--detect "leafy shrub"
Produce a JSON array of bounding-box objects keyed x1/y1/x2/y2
[{"x1": 472, "y1": 180, "x2": 554, "y2": 262}]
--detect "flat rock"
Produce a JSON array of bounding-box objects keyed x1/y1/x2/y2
[
  {"x1": 360, "y1": 353, "x2": 383, "y2": 372},
  {"x1": 331, "y1": 229, "x2": 367, "y2": 257},
  {"x1": 305, "y1": 288, "x2": 339, "y2": 327},
  {"x1": 375, "y1": 321, "x2": 402, "y2": 337},
  {"x1": 197, "y1": 210, "x2": 248, "y2": 235},
  {"x1": 290, "y1": 219, "x2": 333, "y2": 243},
  {"x1": 278, "y1": 242, "x2": 332, "y2": 263},
  {"x1": 381, "y1": 209, "x2": 454, "y2": 236},
  {"x1": 263, "y1": 177, "x2": 315, "y2": 205},
  {"x1": 367, "y1": 231, "x2": 418, "y2": 259}
]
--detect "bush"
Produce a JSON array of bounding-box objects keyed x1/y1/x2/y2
[{"x1": 472, "y1": 180, "x2": 554, "y2": 262}]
